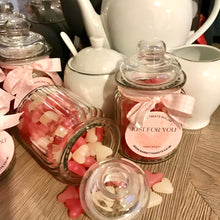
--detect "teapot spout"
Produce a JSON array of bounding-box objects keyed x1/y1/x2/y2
[{"x1": 76, "y1": 0, "x2": 110, "y2": 48}]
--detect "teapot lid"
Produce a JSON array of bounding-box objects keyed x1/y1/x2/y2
[
  {"x1": 0, "y1": 17, "x2": 51, "y2": 63},
  {"x1": 116, "y1": 41, "x2": 186, "y2": 90},
  {"x1": 69, "y1": 36, "x2": 124, "y2": 75}
]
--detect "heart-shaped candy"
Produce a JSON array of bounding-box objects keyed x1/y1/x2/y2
[
  {"x1": 87, "y1": 142, "x2": 97, "y2": 156},
  {"x1": 85, "y1": 127, "x2": 98, "y2": 143},
  {"x1": 94, "y1": 143, "x2": 113, "y2": 162},
  {"x1": 144, "y1": 170, "x2": 164, "y2": 187},
  {"x1": 152, "y1": 178, "x2": 173, "y2": 194},
  {"x1": 147, "y1": 191, "x2": 163, "y2": 208},
  {"x1": 72, "y1": 144, "x2": 90, "y2": 164}
]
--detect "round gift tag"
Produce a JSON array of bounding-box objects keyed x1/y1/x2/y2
[{"x1": 125, "y1": 111, "x2": 182, "y2": 158}]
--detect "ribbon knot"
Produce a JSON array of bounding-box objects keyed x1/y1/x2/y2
[
  {"x1": 0, "y1": 88, "x2": 22, "y2": 131},
  {"x1": 2, "y1": 58, "x2": 63, "y2": 108},
  {"x1": 119, "y1": 87, "x2": 195, "y2": 128}
]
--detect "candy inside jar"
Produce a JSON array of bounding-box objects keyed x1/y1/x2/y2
[
  {"x1": 115, "y1": 41, "x2": 195, "y2": 164},
  {"x1": 16, "y1": 85, "x2": 120, "y2": 184}
]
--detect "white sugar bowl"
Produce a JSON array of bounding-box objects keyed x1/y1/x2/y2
[{"x1": 64, "y1": 36, "x2": 124, "y2": 119}]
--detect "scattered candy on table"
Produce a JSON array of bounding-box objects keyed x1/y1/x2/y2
[{"x1": 57, "y1": 169, "x2": 174, "y2": 219}]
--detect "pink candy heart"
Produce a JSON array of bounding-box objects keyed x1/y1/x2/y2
[{"x1": 144, "y1": 170, "x2": 164, "y2": 187}]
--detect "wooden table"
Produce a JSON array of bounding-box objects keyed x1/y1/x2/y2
[{"x1": 1, "y1": 107, "x2": 220, "y2": 220}]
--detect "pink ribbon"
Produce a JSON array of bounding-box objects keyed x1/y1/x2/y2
[
  {"x1": 3, "y1": 58, "x2": 63, "y2": 108},
  {"x1": 0, "y1": 68, "x2": 6, "y2": 82},
  {"x1": 118, "y1": 87, "x2": 195, "y2": 128},
  {"x1": 0, "y1": 88, "x2": 22, "y2": 141}
]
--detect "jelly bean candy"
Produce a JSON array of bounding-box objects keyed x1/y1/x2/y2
[
  {"x1": 57, "y1": 185, "x2": 79, "y2": 203},
  {"x1": 71, "y1": 136, "x2": 87, "y2": 153},
  {"x1": 83, "y1": 156, "x2": 96, "y2": 167},
  {"x1": 144, "y1": 170, "x2": 164, "y2": 187},
  {"x1": 68, "y1": 160, "x2": 86, "y2": 176},
  {"x1": 68, "y1": 200, "x2": 84, "y2": 219},
  {"x1": 95, "y1": 127, "x2": 103, "y2": 142}
]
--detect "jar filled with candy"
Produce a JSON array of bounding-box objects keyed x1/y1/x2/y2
[
  {"x1": 115, "y1": 41, "x2": 195, "y2": 164},
  {"x1": 16, "y1": 85, "x2": 120, "y2": 184}
]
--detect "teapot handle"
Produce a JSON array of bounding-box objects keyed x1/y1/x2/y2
[{"x1": 185, "y1": 0, "x2": 220, "y2": 45}]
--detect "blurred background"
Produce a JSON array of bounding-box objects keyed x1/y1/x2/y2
[{"x1": 6, "y1": 0, "x2": 220, "y2": 63}]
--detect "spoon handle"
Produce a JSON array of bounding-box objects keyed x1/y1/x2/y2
[{"x1": 60, "y1": 31, "x2": 78, "y2": 56}]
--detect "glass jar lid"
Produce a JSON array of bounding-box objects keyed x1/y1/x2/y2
[
  {"x1": 0, "y1": 0, "x2": 13, "y2": 13},
  {"x1": 0, "y1": 12, "x2": 26, "y2": 36},
  {"x1": 115, "y1": 41, "x2": 186, "y2": 91},
  {"x1": 80, "y1": 158, "x2": 150, "y2": 220},
  {"x1": 0, "y1": 17, "x2": 51, "y2": 62}
]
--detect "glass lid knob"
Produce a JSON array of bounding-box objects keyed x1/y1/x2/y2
[{"x1": 5, "y1": 17, "x2": 30, "y2": 37}]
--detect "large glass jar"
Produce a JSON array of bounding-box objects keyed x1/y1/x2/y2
[
  {"x1": 115, "y1": 41, "x2": 195, "y2": 164},
  {"x1": 16, "y1": 85, "x2": 120, "y2": 184}
]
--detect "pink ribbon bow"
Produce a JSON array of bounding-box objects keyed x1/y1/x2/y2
[
  {"x1": 0, "y1": 88, "x2": 22, "y2": 139},
  {"x1": 119, "y1": 87, "x2": 195, "y2": 128},
  {"x1": 3, "y1": 58, "x2": 63, "y2": 108},
  {"x1": 0, "y1": 68, "x2": 6, "y2": 82}
]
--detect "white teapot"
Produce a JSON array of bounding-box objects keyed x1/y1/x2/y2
[{"x1": 76, "y1": 0, "x2": 220, "y2": 56}]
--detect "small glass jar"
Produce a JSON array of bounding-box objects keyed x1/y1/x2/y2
[
  {"x1": 115, "y1": 41, "x2": 194, "y2": 164},
  {"x1": 80, "y1": 158, "x2": 150, "y2": 220},
  {"x1": 16, "y1": 85, "x2": 120, "y2": 185}
]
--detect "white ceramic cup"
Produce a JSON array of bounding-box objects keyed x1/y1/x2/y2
[{"x1": 169, "y1": 44, "x2": 220, "y2": 130}]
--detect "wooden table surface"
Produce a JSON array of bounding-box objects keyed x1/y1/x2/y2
[{"x1": 0, "y1": 107, "x2": 220, "y2": 220}]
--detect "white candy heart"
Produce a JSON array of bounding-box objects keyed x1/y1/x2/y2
[
  {"x1": 72, "y1": 144, "x2": 90, "y2": 164},
  {"x1": 39, "y1": 111, "x2": 59, "y2": 125},
  {"x1": 87, "y1": 142, "x2": 98, "y2": 156},
  {"x1": 147, "y1": 191, "x2": 162, "y2": 208},
  {"x1": 85, "y1": 127, "x2": 98, "y2": 143},
  {"x1": 95, "y1": 144, "x2": 113, "y2": 162},
  {"x1": 53, "y1": 125, "x2": 68, "y2": 138},
  {"x1": 152, "y1": 178, "x2": 173, "y2": 194}
]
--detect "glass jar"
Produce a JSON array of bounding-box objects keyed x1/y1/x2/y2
[
  {"x1": 115, "y1": 41, "x2": 195, "y2": 164},
  {"x1": 0, "y1": 17, "x2": 62, "y2": 109},
  {"x1": 16, "y1": 85, "x2": 120, "y2": 184},
  {"x1": 80, "y1": 158, "x2": 150, "y2": 220},
  {"x1": 0, "y1": 17, "x2": 51, "y2": 66}
]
